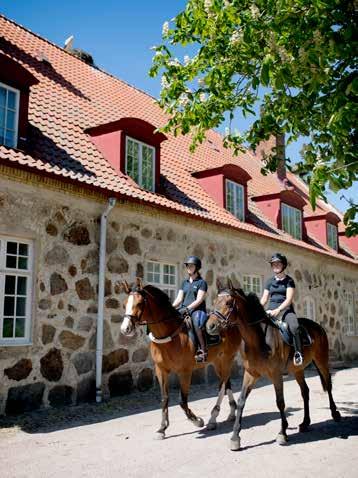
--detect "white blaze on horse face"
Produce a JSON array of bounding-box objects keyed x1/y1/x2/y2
[
  {"x1": 125, "y1": 294, "x2": 134, "y2": 316},
  {"x1": 120, "y1": 295, "x2": 135, "y2": 336}
]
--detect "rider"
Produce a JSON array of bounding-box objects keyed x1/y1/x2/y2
[
  {"x1": 172, "y1": 256, "x2": 208, "y2": 363},
  {"x1": 260, "y1": 253, "x2": 303, "y2": 366}
]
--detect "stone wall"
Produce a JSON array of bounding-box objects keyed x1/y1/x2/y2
[{"x1": 0, "y1": 175, "x2": 357, "y2": 415}]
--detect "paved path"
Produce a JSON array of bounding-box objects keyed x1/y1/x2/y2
[{"x1": 0, "y1": 366, "x2": 357, "y2": 478}]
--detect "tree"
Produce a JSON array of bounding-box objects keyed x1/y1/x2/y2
[{"x1": 149, "y1": 0, "x2": 357, "y2": 236}]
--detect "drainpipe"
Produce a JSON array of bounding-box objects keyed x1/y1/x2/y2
[{"x1": 96, "y1": 197, "x2": 116, "y2": 403}]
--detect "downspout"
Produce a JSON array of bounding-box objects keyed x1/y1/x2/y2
[{"x1": 96, "y1": 197, "x2": 116, "y2": 403}]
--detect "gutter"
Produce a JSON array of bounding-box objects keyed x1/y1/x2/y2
[{"x1": 96, "y1": 197, "x2": 116, "y2": 403}]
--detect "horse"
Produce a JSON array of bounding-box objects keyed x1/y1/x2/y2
[
  {"x1": 206, "y1": 280, "x2": 341, "y2": 451},
  {"x1": 119, "y1": 279, "x2": 242, "y2": 439}
]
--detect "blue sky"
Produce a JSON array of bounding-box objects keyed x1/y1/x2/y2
[{"x1": 2, "y1": 0, "x2": 356, "y2": 214}]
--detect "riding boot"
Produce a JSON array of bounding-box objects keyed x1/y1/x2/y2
[{"x1": 293, "y1": 330, "x2": 303, "y2": 366}]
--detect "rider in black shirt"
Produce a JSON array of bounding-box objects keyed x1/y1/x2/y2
[{"x1": 261, "y1": 253, "x2": 303, "y2": 366}]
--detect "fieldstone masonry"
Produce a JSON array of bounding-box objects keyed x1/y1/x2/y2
[{"x1": 0, "y1": 178, "x2": 357, "y2": 415}]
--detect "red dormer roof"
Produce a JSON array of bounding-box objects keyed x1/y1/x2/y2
[{"x1": 0, "y1": 14, "x2": 356, "y2": 264}]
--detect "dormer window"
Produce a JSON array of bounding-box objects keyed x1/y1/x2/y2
[
  {"x1": 226, "y1": 179, "x2": 244, "y2": 221},
  {"x1": 126, "y1": 136, "x2": 155, "y2": 191},
  {"x1": 281, "y1": 203, "x2": 302, "y2": 239},
  {"x1": 0, "y1": 82, "x2": 20, "y2": 148},
  {"x1": 327, "y1": 222, "x2": 338, "y2": 250}
]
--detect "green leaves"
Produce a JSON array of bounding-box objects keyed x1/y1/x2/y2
[{"x1": 150, "y1": 0, "x2": 358, "y2": 236}]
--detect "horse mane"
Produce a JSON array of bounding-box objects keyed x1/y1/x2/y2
[
  {"x1": 245, "y1": 292, "x2": 269, "y2": 324},
  {"x1": 143, "y1": 284, "x2": 177, "y2": 313}
]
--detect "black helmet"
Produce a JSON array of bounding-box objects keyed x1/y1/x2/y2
[
  {"x1": 269, "y1": 253, "x2": 288, "y2": 269},
  {"x1": 184, "y1": 255, "x2": 202, "y2": 270}
]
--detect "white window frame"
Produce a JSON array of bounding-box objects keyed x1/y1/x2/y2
[
  {"x1": 242, "y1": 274, "x2": 263, "y2": 296},
  {"x1": 303, "y1": 296, "x2": 316, "y2": 321},
  {"x1": 327, "y1": 222, "x2": 338, "y2": 251},
  {"x1": 0, "y1": 235, "x2": 33, "y2": 345},
  {"x1": 0, "y1": 81, "x2": 20, "y2": 149},
  {"x1": 225, "y1": 179, "x2": 245, "y2": 221},
  {"x1": 145, "y1": 260, "x2": 177, "y2": 302},
  {"x1": 281, "y1": 203, "x2": 302, "y2": 239},
  {"x1": 125, "y1": 136, "x2": 155, "y2": 192},
  {"x1": 344, "y1": 291, "x2": 356, "y2": 336}
]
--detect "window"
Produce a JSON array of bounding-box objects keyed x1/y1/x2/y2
[
  {"x1": 0, "y1": 82, "x2": 20, "y2": 148},
  {"x1": 281, "y1": 203, "x2": 302, "y2": 239},
  {"x1": 243, "y1": 275, "x2": 262, "y2": 296},
  {"x1": 327, "y1": 223, "x2": 338, "y2": 250},
  {"x1": 145, "y1": 261, "x2": 177, "y2": 302},
  {"x1": 226, "y1": 180, "x2": 244, "y2": 221},
  {"x1": 126, "y1": 137, "x2": 155, "y2": 191},
  {"x1": 303, "y1": 296, "x2": 316, "y2": 321},
  {"x1": 344, "y1": 292, "x2": 356, "y2": 336},
  {"x1": 0, "y1": 237, "x2": 33, "y2": 345}
]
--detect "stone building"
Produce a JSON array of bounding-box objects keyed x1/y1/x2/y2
[{"x1": 0, "y1": 15, "x2": 357, "y2": 415}]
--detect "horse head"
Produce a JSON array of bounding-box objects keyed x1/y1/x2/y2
[{"x1": 120, "y1": 278, "x2": 148, "y2": 336}]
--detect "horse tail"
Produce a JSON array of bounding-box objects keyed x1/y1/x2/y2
[{"x1": 312, "y1": 360, "x2": 330, "y2": 392}]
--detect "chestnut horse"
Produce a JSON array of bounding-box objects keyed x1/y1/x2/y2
[
  {"x1": 120, "y1": 280, "x2": 242, "y2": 439},
  {"x1": 206, "y1": 281, "x2": 341, "y2": 451}
]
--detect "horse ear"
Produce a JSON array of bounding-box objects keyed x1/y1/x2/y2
[
  {"x1": 216, "y1": 278, "x2": 223, "y2": 291},
  {"x1": 122, "y1": 280, "x2": 130, "y2": 294},
  {"x1": 227, "y1": 278, "x2": 233, "y2": 290},
  {"x1": 136, "y1": 277, "x2": 143, "y2": 289}
]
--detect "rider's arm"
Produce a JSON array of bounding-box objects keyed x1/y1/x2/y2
[
  {"x1": 276, "y1": 287, "x2": 295, "y2": 312},
  {"x1": 172, "y1": 290, "x2": 184, "y2": 308},
  {"x1": 186, "y1": 289, "x2": 207, "y2": 311},
  {"x1": 260, "y1": 289, "x2": 270, "y2": 307}
]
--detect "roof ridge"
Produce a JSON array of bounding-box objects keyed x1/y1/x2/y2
[{"x1": 0, "y1": 13, "x2": 160, "y2": 103}]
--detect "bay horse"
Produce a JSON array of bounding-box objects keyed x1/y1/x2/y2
[
  {"x1": 120, "y1": 279, "x2": 242, "y2": 439},
  {"x1": 206, "y1": 280, "x2": 341, "y2": 451}
]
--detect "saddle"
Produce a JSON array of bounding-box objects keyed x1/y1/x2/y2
[
  {"x1": 185, "y1": 315, "x2": 221, "y2": 349},
  {"x1": 268, "y1": 316, "x2": 313, "y2": 347}
]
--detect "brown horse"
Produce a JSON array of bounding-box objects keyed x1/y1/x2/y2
[
  {"x1": 120, "y1": 279, "x2": 242, "y2": 439},
  {"x1": 206, "y1": 281, "x2": 341, "y2": 451}
]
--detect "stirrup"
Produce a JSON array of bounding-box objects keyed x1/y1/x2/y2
[
  {"x1": 293, "y1": 351, "x2": 303, "y2": 366},
  {"x1": 195, "y1": 349, "x2": 208, "y2": 363}
]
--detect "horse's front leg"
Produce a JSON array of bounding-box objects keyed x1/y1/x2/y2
[
  {"x1": 230, "y1": 370, "x2": 257, "y2": 451},
  {"x1": 207, "y1": 380, "x2": 226, "y2": 430},
  {"x1": 178, "y1": 371, "x2": 204, "y2": 428},
  {"x1": 273, "y1": 373, "x2": 289, "y2": 445},
  {"x1": 155, "y1": 365, "x2": 170, "y2": 440}
]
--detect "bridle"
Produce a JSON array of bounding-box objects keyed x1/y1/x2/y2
[{"x1": 210, "y1": 291, "x2": 239, "y2": 329}]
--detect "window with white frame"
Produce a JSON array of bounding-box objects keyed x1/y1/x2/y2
[
  {"x1": 281, "y1": 203, "x2": 302, "y2": 239},
  {"x1": 303, "y1": 296, "x2": 316, "y2": 321},
  {"x1": 0, "y1": 82, "x2": 20, "y2": 148},
  {"x1": 0, "y1": 237, "x2": 33, "y2": 344},
  {"x1": 226, "y1": 179, "x2": 245, "y2": 221},
  {"x1": 344, "y1": 291, "x2": 356, "y2": 336},
  {"x1": 327, "y1": 223, "x2": 338, "y2": 250},
  {"x1": 126, "y1": 137, "x2": 155, "y2": 191},
  {"x1": 243, "y1": 275, "x2": 262, "y2": 296},
  {"x1": 145, "y1": 261, "x2": 177, "y2": 302}
]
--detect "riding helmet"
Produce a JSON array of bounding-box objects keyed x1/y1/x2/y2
[
  {"x1": 184, "y1": 255, "x2": 202, "y2": 270},
  {"x1": 269, "y1": 253, "x2": 288, "y2": 269}
]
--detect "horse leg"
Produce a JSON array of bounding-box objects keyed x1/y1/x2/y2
[
  {"x1": 207, "y1": 380, "x2": 226, "y2": 430},
  {"x1": 294, "y1": 369, "x2": 311, "y2": 432},
  {"x1": 313, "y1": 358, "x2": 341, "y2": 422},
  {"x1": 155, "y1": 366, "x2": 170, "y2": 440},
  {"x1": 273, "y1": 374, "x2": 289, "y2": 445},
  {"x1": 230, "y1": 370, "x2": 257, "y2": 451},
  {"x1": 226, "y1": 379, "x2": 237, "y2": 422},
  {"x1": 178, "y1": 371, "x2": 204, "y2": 428}
]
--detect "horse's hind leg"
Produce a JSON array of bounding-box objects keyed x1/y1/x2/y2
[
  {"x1": 178, "y1": 371, "x2": 204, "y2": 428},
  {"x1": 294, "y1": 369, "x2": 311, "y2": 432},
  {"x1": 273, "y1": 374, "x2": 289, "y2": 445},
  {"x1": 155, "y1": 365, "x2": 170, "y2": 440},
  {"x1": 230, "y1": 370, "x2": 257, "y2": 451},
  {"x1": 313, "y1": 357, "x2": 341, "y2": 422},
  {"x1": 207, "y1": 381, "x2": 226, "y2": 430}
]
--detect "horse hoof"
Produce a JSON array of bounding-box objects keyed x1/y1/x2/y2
[
  {"x1": 276, "y1": 433, "x2": 288, "y2": 446},
  {"x1": 226, "y1": 414, "x2": 236, "y2": 422},
  {"x1": 193, "y1": 417, "x2": 204, "y2": 428},
  {"x1": 154, "y1": 432, "x2": 165, "y2": 440},
  {"x1": 333, "y1": 411, "x2": 341, "y2": 422},
  {"x1": 230, "y1": 438, "x2": 241, "y2": 451},
  {"x1": 299, "y1": 423, "x2": 310, "y2": 433},
  {"x1": 206, "y1": 422, "x2": 217, "y2": 431}
]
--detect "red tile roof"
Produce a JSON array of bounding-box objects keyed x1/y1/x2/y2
[{"x1": 0, "y1": 15, "x2": 356, "y2": 263}]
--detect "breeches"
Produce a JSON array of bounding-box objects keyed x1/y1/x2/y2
[
  {"x1": 282, "y1": 310, "x2": 299, "y2": 334},
  {"x1": 191, "y1": 310, "x2": 207, "y2": 329}
]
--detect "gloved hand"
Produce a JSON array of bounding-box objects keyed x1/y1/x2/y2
[{"x1": 177, "y1": 306, "x2": 191, "y2": 317}]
